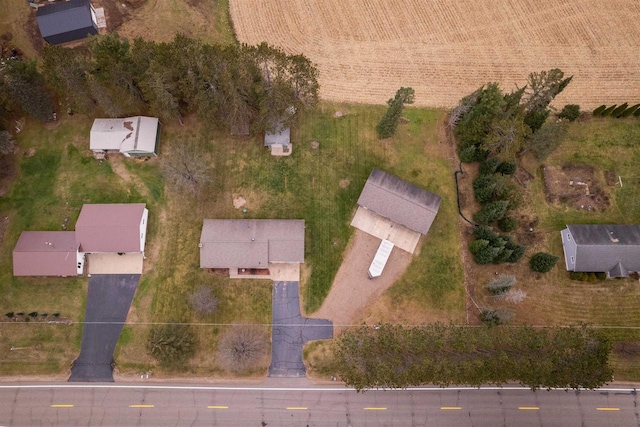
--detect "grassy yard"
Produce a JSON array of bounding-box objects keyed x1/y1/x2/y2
[{"x1": 461, "y1": 116, "x2": 640, "y2": 380}]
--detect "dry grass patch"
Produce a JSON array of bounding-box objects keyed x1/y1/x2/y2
[{"x1": 230, "y1": 0, "x2": 640, "y2": 108}]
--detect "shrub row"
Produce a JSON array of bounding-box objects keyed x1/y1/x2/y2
[{"x1": 593, "y1": 103, "x2": 640, "y2": 118}]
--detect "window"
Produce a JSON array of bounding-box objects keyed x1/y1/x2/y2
[
  {"x1": 567, "y1": 234, "x2": 571, "y2": 241},
  {"x1": 570, "y1": 256, "x2": 575, "y2": 264}
]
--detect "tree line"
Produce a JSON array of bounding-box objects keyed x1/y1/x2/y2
[
  {"x1": 334, "y1": 323, "x2": 612, "y2": 391},
  {"x1": 1, "y1": 33, "x2": 319, "y2": 135}
]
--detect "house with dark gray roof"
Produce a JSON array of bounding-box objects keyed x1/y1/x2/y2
[
  {"x1": 561, "y1": 224, "x2": 640, "y2": 278},
  {"x1": 200, "y1": 219, "x2": 304, "y2": 279},
  {"x1": 36, "y1": 0, "x2": 98, "y2": 45}
]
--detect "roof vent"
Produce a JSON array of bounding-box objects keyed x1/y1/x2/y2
[
  {"x1": 608, "y1": 230, "x2": 619, "y2": 243},
  {"x1": 198, "y1": 243, "x2": 203, "y2": 248}
]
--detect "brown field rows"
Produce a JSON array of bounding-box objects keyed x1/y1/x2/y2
[{"x1": 230, "y1": 0, "x2": 640, "y2": 108}]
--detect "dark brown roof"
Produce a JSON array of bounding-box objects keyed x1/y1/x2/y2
[
  {"x1": 75, "y1": 204, "x2": 146, "y2": 252},
  {"x1": 13, "y1": 231, "x2": 78, "y2": 276},
  {"x1": 357, "y1": 168, "x2": 441, "y2": 234},
  {"x1": 200, "y1": 220, "x2": 305, "y2": 268}
]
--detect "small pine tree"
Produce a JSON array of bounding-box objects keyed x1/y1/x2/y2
[
  {"x1": 600, "y1": 105, "x2": 617, "y2": 117},
  {"x1": 611, "y1": 103, "x2": 628, "y2": 118},
  {"x1": 376, "y1": 87, "x2": 415, "y2": 139},
  {"x1": 496, "y1": 161, "x2": 516, "y2": 175},
  {"x1": 505, "y1": 242, "x2": 526, "y2": 263},
  {"x1": 620, "y1": 103, "x2": 640, "y2": 118},
  {"x1": 479, "y1": 157, "x2": 500, "y2": 175},
  {"x1": 473, "y1": 175, "x2": 497, "y2": 204},
  {"x1": 459, "y1": 145, "x2": 488, "y2": 163},
  {"x1": 530, "y1": 252, "x2": 559, "y2": 273},
  {"x1": 147, "y1": 323, "x2": 198, "y2": 367},
  {"x1": 486, "y1": 275, "x2": 516, "y2": 295},
  {"x1": 592, "y1": 105, "x2": 607, "y2": 116},
  {"x1": 473, "y1": 200, "x2": 509, "y2": 225},
  {"x1": 469, "y1": 240, "x2": 500, "y2": 264},
  {"x1": 498, "y1": 216, "x2": 517, "y2": 232}
]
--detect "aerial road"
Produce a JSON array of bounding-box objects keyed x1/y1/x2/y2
[{"x1": 0, "y1": 381, "x2": 638, "y2": 426}]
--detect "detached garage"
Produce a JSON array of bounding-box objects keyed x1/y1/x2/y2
[
  {"x1": 36, "y1": 0, "x2": 98, "y2": 45},
  {"x1": 90, "y1": 116, "x2": 161, "y2": 158}
]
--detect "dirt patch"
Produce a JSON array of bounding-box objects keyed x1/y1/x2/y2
[
  {"x1": 309, "y1": 229, "x2": 413, "y2": 332},
  {"x1": 338, "y1": 179, "x2": 350, "y2": 188},
  {"x1": 541, "y1": 164, "x2": 610, "y2": 211}
]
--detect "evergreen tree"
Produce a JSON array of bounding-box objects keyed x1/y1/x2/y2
[
  {"x1": 376, "y1": 87, "x2": 415, "y2": 139},
  {"x1": 2, "y1": 60, "x2": 55, "y2": 121}
]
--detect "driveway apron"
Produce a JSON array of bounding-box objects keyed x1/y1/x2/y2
[
  {"x1": 68, "y1": 274, "x2": 140, "y2": 382},
  {"x1": 269, "y1": 281, "x2": 333, "y2": 377}
]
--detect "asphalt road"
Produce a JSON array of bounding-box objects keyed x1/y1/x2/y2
[{"x1": 0, "y1": 383, "x2": 638, "y2": 426}]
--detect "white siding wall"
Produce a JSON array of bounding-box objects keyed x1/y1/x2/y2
[{"x1": 139, "y1": 208, "x2": 149, "y2": 252}]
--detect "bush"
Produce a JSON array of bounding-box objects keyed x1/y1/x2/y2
[
  {"x1": 146, "y1": 323, "x2": 198, "y2": 368},
  {"x1": 498, "y1": 216, "x2": 517, "y2": 232},
  {"x1": 524, "y1": 108, "x2": 549, "y2": 133},
  {"x1": 496, "y1": 161, "x2": 516, "y2": 175},
  {"x1": 217, "y1": 325, "x2": 269, "y2": 372},
  {"x1": 592, "y1": 105, "x2": 607, "y2": 116},
  {"x1": 5, "y1": 312, "x2": 14, "y2": 318},
  {"x1": 459, "y1": 145, "x2": 488, "y2": 163},
  {"x1": 530, "y1": 252, "x2": 559, "y2": 273},
  {"x1": 480, "y1": 308, "x2": 515, "y2": 325},
  {"x1": 188, "y1": 286, "x2": 218, "y2": 316},
  {"x1": 569, "y1": 271, "x2": 586, "y2": 281},
  {"x1": 473, "y1": 200, "x2": 509, "y2": 225},
  {"x1": 473, "y1": 175, "x2": 496, "y2": 203},
  {"x1": 479, "y1": 157, "x2": 500, "y2": 175},
  {"x1": 28, "y1": 312, "x2": 38, "y2": 317},
  {"x1": 558, "y1": 104, "x2": 580, "y2": 121},
  {"x1": 486, "y1": 275, "x2": 516, "y2": 295},
  {"x1": 595, "y1": 272, "x2": 607, "y2": 280}
]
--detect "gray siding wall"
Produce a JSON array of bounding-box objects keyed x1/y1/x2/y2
[{"x1": 561, "y1": 228, "x2": 577, "y2": 271}]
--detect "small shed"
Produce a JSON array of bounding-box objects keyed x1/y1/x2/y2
[
  {"x1": 90, "y1": 116, "x2": 161, "y2": 158},
  {"x1": 36, "y1": 0, "x2": 98, "y2": 45},
  {"x1": 13, "y1": 231, "x2": 82, "y2": 276}
]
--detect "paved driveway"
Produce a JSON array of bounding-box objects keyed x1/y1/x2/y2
[
  {"x1": 269, "y1": 281, "x2": 333, "y2": 377},
  {"x1": 68, "y1": 274, "x2": 140, "y2": 382}
]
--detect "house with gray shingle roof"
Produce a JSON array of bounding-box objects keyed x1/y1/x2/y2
[
  {"x1": 561, "y1": 224, "x2": 640, "y2": 278},
  {"x1": 36, "y1": 0, "x2": 98, "y2": 45},
  {"x1": 199, "y1": 219, "x2": 304, "y2": 279}
]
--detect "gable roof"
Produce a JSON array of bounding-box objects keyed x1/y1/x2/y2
[
  {"x1": 75, "y1": 204, "x2": 146, "y2": 252},
  {"x1": 36, "y1": 0, "x2": 97, "y2": 45},
  {"x1": 200, "y1": 219, "x2": 305, "y2": 268},
  {"x1": 567, "y1": 224, "x2": 640, "y2": 276},
  {"x1": 357, "y1": 168, "x2": 441, "y2": 234},
  {"x1": 13, "y1": 231, "x2": 78, "y2": 276},
  {"x1": 90, "y1": 117, "x2": 159, "y2": 154}
]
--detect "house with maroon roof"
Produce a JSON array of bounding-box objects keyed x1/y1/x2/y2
[{"x1": 12, "y1": 203, "x2": 148, "y2": 276}]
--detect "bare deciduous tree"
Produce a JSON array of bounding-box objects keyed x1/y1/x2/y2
[
  {"x1": 188, "y1": 285, "x2": 218, "y2": 316},
  {"x1": 162, "y1": 143, "x2": 212, "y2": 193},
  {"x1": 217, "y1": 325, "x2": 268, "y2": 372}
]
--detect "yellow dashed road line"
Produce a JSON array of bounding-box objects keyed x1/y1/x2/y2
[
  {"x1": 518, "y1": 406, "x2": 539, "y2": 410},
  {"x1": 597, "y1": 407, "x2": 620, "y2": 411},
  {"x1": 129, "y1": 404, "x2": 154, "y2": 408},
  {"x1": 207, "y1": 405, "x2": 229, "y2": 409},
  {"x1": 50, "y1": 404, "x2": 74, "y2": 408},
  {"x1": 364, "y1": 407, "x2": 387, "y2": 410},
  {"x1": 286, "y1": 407, "x2": 308, "y2": 410},
  {"x1": 441, "y1": 406, "x2": 462, "y2": 410}
]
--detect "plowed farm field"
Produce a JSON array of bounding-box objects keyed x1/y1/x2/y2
[{"x1": 230, "y1": 0, "x2": 640, "y2": 108}]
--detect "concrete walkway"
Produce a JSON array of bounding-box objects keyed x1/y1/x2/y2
[{"x1": 269, "y1": 281, "x2": 333, "y2": 377}]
